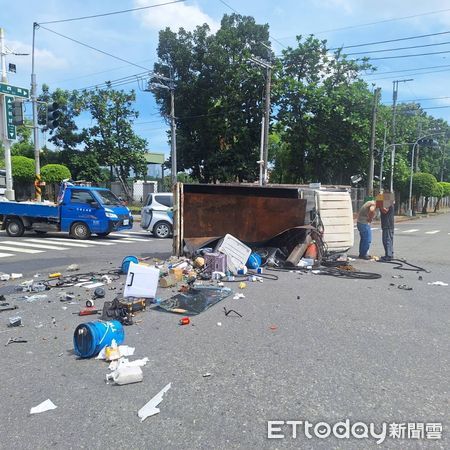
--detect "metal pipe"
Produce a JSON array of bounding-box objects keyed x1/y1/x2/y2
[{"x1": 31, "y1": 22, "x2": 41, "y2": 201}]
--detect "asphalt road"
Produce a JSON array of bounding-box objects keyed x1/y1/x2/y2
[{"x1": 0, "y1": 216, "x2": 448, "y2": 449}]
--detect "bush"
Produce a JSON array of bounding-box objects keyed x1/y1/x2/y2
[
  {"x1": 11, "y1": 156, "x2": 35, "y2": 182},
  {"x1": 41, "y1": 164, "x2": 71, "y2": 183}
]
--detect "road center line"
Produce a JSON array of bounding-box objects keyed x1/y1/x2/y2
[{"x1": 425, "y1": 230, "x2": 440, "y2": 234}]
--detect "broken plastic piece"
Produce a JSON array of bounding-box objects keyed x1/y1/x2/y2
[
  {"x1": 107, "y1": 366, "x2": 143, "y2": 385},
  {"x1": 66, "y1": 264, "x2": 80, "y2": 272},
  {"x1": 138, "y1": 383, "x2": 171, "y2": 422},
  {"x1": 30, "y1": 399, "x2": 57, "y2": 415},
  {"x1": 427, "y1": 281, "x2": 448, "y2": 286},
  {"x1": 11, "y1": 273, "x2": 23, "y2": 280}
]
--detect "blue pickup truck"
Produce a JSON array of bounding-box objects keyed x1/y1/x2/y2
[{"x1": 0, "y1": 183, "x2": 133, "y2": 239}]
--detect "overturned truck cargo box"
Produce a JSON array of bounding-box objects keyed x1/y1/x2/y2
[{"x1": 172, "y1": 183, "x2": 354, "y2": 256}]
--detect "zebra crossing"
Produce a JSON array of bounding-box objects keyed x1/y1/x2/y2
[
  {"x1": 0, "y1": 230, "x2": 154, "y2": 259},
  {"x1": 353, "y1": 226, "x2": 445, "y2": 236}
]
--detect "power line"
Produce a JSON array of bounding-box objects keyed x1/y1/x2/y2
[
  {"x1": 366, "y1": 67, "x2": 450, "y2": 81},
  {"x1": 363, "y1": 63, "x2": 450, "y2": 76},
  {"x1": 330, "y1": 30, "x2": 450, "y2": 51},
  {"x1": 346, "y1": 40, "x2": 450, "y2": 56},
  {"x1": 368, "y1": 49, "x2": 450, "y2": 60},
  {"x1": 39, "y1": 25, "x2": 152, "y2": 71},
  {"x1": 383, "y1": 96, "x2": 450, "y2": 104},
  {"x1": 38, "y1": 0, "x2": 187, "y2": 25},
  {"x1": 310, "y1": 7, "x2": 450, "y2": 35}
]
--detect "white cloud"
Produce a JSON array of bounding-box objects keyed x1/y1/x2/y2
[{"x1": 133, "y1": 0, "x2": 219, "y2": 33}]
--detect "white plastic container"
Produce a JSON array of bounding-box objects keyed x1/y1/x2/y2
[
  {"x1": 123, "y1": 262, "x2": 159, "y2": 298},
  {"x1": 109, "y1": 366, "x2": 143, "y2": 385},
  {"x1": 215, "y1": 234, "x2": 251, "y2": 274}
]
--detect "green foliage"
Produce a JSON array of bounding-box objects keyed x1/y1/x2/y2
[
  {"x1": 83, "y1": 89, "x2": 147, "y2": 180},
  {"x1": 11, "y1": 156, "x2": 35, "y2": 182},
  {"x1": 11, "y1": 121, "x2": 34, "y2": 158},
  {"x1": 41, "y1": 164, "x2": 71, "y2": 183},
  {"x1": 438, "y1": 181, "x2": 450, "y2": 197},
  {"x1": 412, "y1": 172, "x2": 438, "y2": 198}
]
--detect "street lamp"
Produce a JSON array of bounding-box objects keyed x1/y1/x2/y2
[{"x1": 407, "y1": 134, "x2": 441, "y2": 216}]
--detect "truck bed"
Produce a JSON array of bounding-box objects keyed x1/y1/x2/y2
[{"x1": 0, "y1": 201, "x2": 59, "y2": 219}]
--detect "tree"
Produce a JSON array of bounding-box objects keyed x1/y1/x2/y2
[
  {"x1": 153, "y1": 14, "x2": 271, "y2": 182},
  {"x1": 41, "y1": 164, "x2": 71, "y2": 201},
  {"x1": 412, "y1": 172, "x2": 438, "y2": 214},
  {"x1": 11, "y1": 156, "x2": 35, "y2": 182},
  {"x1": 274, "y1": 35, "x2": 374, "y2": 184},
  {"x1": 83, "y1": 88, "x2": 147, "y2": 197},
  {"x1": 11, "y1": 121, "x2": 34, "y2": 159},
  {"x1": 434, "y1": 181, "x2": 450, "y2": 212}
]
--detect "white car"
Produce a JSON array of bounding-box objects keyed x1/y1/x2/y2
[{"x1": 140, "y1": 193, "x2": 173, "y2": 238}]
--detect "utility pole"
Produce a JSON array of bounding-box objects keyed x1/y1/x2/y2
[
  {"x1": 390, "y1": 78, "x2": 413, "y2": 192},
  {"x1": 368, "y1": 87, "x2": 381, "y2": 196},
  {"x1": 31, "y1": 22, "x2": 41, "y2": 201},
  {"x1": 146, "y1": 71, "x2": 177, "y2": 185},
  {"x1": 0, "y1": 27, "x2": 15, "y2": 200},
  {"x1": 379, "y1": 123, "x2": 388, "y2": 194},
  {"x1": 249, "y1": 55, "x2": 272, "y2": 185}
]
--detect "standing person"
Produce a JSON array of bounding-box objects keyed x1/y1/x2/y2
[
  {"x1": 379, "y1": 200, "x2": 395, "y2": 261},
  {"x1": 357, "y1": 196, "x2": 376, "y2": 260}
]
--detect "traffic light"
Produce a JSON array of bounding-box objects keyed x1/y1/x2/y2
[
  {"x1": 46, "y1": 102, "x2": 60, "y2": 129},
  {"x1": 12, "y1": 100, "x2": 24, "y2": 126},
  {"x1": 418, "y1": 138, "x2": 439, "y2": 147}
]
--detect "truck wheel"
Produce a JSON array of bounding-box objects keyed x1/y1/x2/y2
[
  {"x1": 153, "y1": 221, "x2": 172, "y2": 239},
  {"x1": 96, "y1": 232, "x2": 110, "y2": 238},
  {"x1": 6, "y1": 218, "x2": 25, "y2": 237},
  {"x1": 70, "y1": 222, "x2": 91, "y2": 240}
]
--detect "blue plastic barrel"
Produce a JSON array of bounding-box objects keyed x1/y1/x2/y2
[
  {"x1": 246, "y1": 252, "x2": 262, "y2": 269},
  {"x1": 73, "y1": 320, "x2": 125, "y2": 358},
  {"x1": 121, "y1": 255, "x2": 139, "y2": 274}
]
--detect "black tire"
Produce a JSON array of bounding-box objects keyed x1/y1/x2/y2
[
  {"x1": 34, "y1": 230, "x2": 47, "y2": 235},
  {"x1": 96, "y1": 232, "x2": 110, "y2": 238},
  {"x1": 70, "y1": 222, "x2": 91, "y2": 240},
  {"x1": 6, "y1": 218, "x2": 25, "y2": 237},
  {"x1": 153, "y1": 221, "x2": 172, "y2": 239}
]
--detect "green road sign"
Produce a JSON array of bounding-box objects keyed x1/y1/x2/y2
[
  {"x1": 4, "y1": 95, "x2": 17, "y2": 140},
  {"x1": 0, "y1": 82, "x2": 29, "y2": 98}
]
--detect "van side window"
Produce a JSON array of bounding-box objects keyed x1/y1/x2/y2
[
  {"x1": 155, "y1": 195, "x2": 173, "y2": 207},
  {"x1": 71, "y1": 190, "x2": 96, "y2": 205}
]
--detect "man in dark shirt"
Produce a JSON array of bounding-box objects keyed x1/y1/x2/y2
[{"x1": 380, "y1": 203, "x2": 394, "y2": 261}]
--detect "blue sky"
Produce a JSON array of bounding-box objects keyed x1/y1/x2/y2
[{"x1": 2, "y1": 0, "x2": 450, "y2": 156}]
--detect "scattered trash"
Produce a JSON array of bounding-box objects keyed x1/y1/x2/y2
[
  {"x1": 75, "y1": 307, "x2": 100, "y2": 316},
  {"x1": 94, "y1": 287, "x2": 105, "y2": 299},
  {"x1": 392, "y1": 275, "x2": 404, "y2": 279},
  {"x1": 0, "y1": 305, "x2": 18, "y2": 313},
  {"x1": 238, "y1": 282, "x2": 247, "y2": 289},
  {"x1": 216, "y1": 234, "x2": 251, "y2": 274},
  {"x1": 101, "y1": 275, "x2": 112, "y2": 284},
  {"x1": 138, "y1": 383, "x2": 171, "y2": 422},
  {"x1": 30, "y1": 399, "x2": 57, "y2": 415},
  {"x1": 233, "y1": 293, "x2": 245, "y2": 300},
  {"x1": 7, "y1": 316, "x2": 22, "y2": 327},
  {"x1": 418, "y1": 276, "x2": 423, "y2": 281},
  {"x1": 204, "y1": 253, "x2": 227, "y2": 275},
  {"x1": 66, "y1": 264, "x2": 80, "y2": 272},
  {"x1": 5, "y1": 336, "x2": 27, "y2": 346},
  {"x1": 96, "y1": 344, "x2": 135, "y2": 360},
  {"x1": 123, "y1": 262, "x2": 159, "y2": 298},
  {"x1": 48, "y1": 273, "x2": 61, "y2": 279},
  {"x1": 427, "y1": 281, "x2": 448, "y2": 286},
  {"x1": 217, "y1": 322, "x2": 222, "y2": 327},
  {"x1": 108, "y1": 357, "x2": 149, "y2": 371},
  {"x1": 179, "y1": 317, "x2": 190, "y2": 326},
  {"x1": 398, "y1": 284, "x2": 413, "y2": 290},
  {"x1": 156, "y1": 286, "x2": 232, "y2": 315},
  {"x1": 52, "y1": 317, "x2": 56, "y2": 326},
  {"x1": 23, "y1": 294, "x2": 47, "y2": 303},
  {"x1": 0, "y1": 273, "x2": 11, "y2": 281},
  {"x1": 223, "y1": 307, "x2": 242, "y2": 318},
  {"x1": 269, "y1": 325, "x2": 278, "y2": 331},
  {"x1": 202, "y1": 372, "x2": 212, "y2": 378},
  {"x1": 86, "y1": 299, "x2": 95, "y2": 308},
  {"x1": 73, "y1": 320, "x2": 124, "y2": 358},
  {"x1": 106, "y1": 366, "x2": 143, "y2": 385},
  {"x1": 11, "y1": 273, "x2": 23, "y2": 280},
  {"x1": 159, "y1": 275, "x2": 177, "y2": 288}
]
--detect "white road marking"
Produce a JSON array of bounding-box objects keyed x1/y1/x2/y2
[
  {"x1": 402, "y1": 229, "x2": 419, "y2": 233},
  {"x1": 111, "y1": 237, "x2": 148, "y2": 242},
  {"x1": 0, "y1": 245, "x2": 44, "y2": 254},
  {"x1": 425, "y1": 230, "x2": 440, "y2": 234},
  {"x1": 1, "y1": 241, "x2": 69, "y2": 250},
  {"x1": 107, "y1": 239, "x2": 144, "y2": 244},
  {"x1": 24, "y1": 239, "x2": 93, "y2": 248},
  {"x1": 0, "y1": 252, "x2": 14, "y2": 258},
  {"x1": 44, "y1": 237, "x2": 115, "y2": 246},
  {"x1": 371, "y1": 227, "x2": 379, "y2": 231}
]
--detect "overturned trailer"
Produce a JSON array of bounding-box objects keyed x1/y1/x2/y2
[{"x1": 172, "y1": 183, "x2": 354, "y2": 258}]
